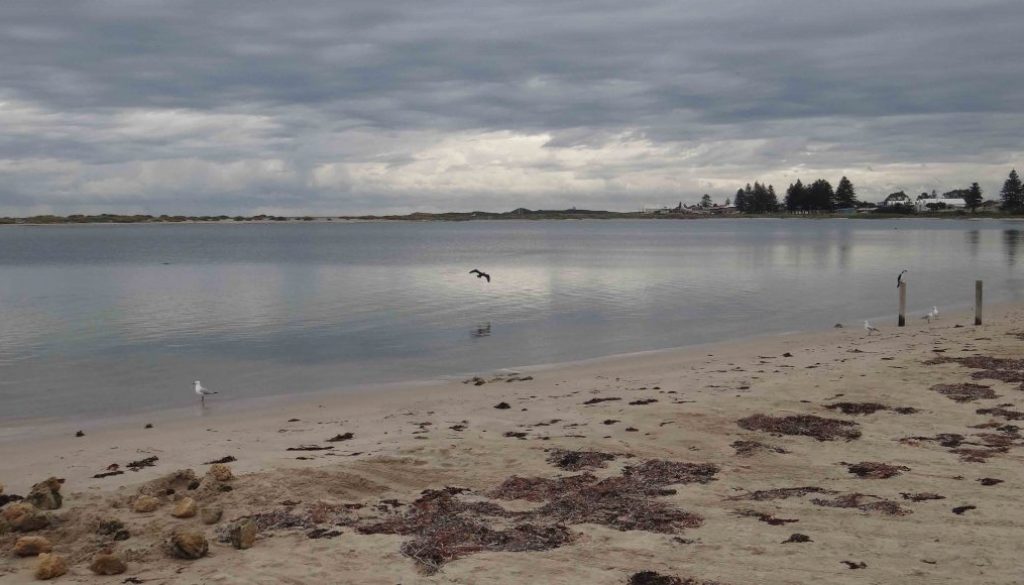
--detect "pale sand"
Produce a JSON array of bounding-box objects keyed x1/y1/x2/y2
[{"x1": 2, "y1": 305, "x2": 1024, "y2": 584}]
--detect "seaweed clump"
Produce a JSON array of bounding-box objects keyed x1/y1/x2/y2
[{"x1": 737, "y1": 414, "x2": 861, "y2": 441}]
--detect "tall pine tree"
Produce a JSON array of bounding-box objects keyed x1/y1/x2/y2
[
  {"x1": 734, "y1": 188, "x2": 747, "y2": 212},
  {"x1": 807, "y1": 179, "x2": 835, "y2": 211},
  {"x1": 835, "y1": 176, "x2": 858, "y2": 208},
  {"x1": 785, "y1": 180, "x2": 806, "y2": 212},
  {"x1": 964, "y1": 182, "x2": 983, "y2": 212},
  {"x1": 1001, "y1": 169, "x2": 1023, "y2": 212}
]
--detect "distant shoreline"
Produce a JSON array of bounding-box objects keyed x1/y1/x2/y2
[{"x1": 2, "y1": 210, "x2": 1020, "y2": 226}]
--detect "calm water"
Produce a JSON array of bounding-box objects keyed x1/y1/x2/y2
[{"x1": 3, "y1": 219, "x2": 1024, "y2": 423}]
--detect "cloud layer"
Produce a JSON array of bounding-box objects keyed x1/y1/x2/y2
[{"x1": 1, "y1": 0, "x2": 1022, "y2": 214}]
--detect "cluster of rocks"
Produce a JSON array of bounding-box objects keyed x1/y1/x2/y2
[{"x1": 2, "y1": 463, "x2": 256, "y2": 581}]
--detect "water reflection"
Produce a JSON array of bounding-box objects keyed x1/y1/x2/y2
[
  {"x1": 967, "y1": 230, "x2": 980, "y2": 259},
  {"x1": 1004, "y1": 230, "x2": 1022, "y2": 266}
]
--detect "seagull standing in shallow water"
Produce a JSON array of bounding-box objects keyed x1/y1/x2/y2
[
  {"x1": 194, "y1": 380, "x2": 217, "y2": 404},
  {"x1": 864, "y1": 320, "x2": 880, "y2": 335}
]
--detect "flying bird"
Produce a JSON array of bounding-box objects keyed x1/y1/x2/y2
[
  {"x1": 864, "y1": 320, "x2": 880, "y2": 335},
  {"x1": 897, "y1": 270, "x2": 907, "y2": 289},
  {"x1": 469, "y1": 269, "x2": 491, "y2": 283},
  {"x1": 194, "y1": 380, "x2": 217, "y2": 404}
]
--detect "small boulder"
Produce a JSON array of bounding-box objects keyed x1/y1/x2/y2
[
  {"x1": 34, "y1": 553, "x2": 67, "y2": 580},
  {"x1": 132, "y1": 495, "x2": 161, "y2": 513},
  {"x1": 171, "y1": 497, "x2": 197, "y2": 519},
  {"x1": 2, "y1": 502, "x2": 49, "y2": 532},
  {"x1": 200, "y1": 506, "x2": 223, "y2": 525},
  {"x1": 168, "y1": 529, "x2": 208, "y2": 559},
  {"x1": 89, "y1": 551, "x2": 127, "y2": 575},
  {"x1": 230, "y1": 519, "x2": 257, "y2": 550},
  {"x1": 14, "y1": 536, "x2": 52, "y2": 557},
  {"x1": 208, "y1": 464, "x2": 233, "y2": 482},
  {"x1": 26, "y1": 478, "x2": 63, "y2": 510}
]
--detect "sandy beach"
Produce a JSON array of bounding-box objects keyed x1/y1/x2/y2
[{"x1": 3, "y1": 305, "x2": 1024, "y2": 584}]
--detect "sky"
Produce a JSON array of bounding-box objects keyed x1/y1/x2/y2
[{"x1": 1, "y1": 0, "x2": 1022, "y2": 216}]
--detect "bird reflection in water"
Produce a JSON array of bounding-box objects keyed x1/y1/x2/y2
[{"x1": 471, "y1": 322, "x2": 492, "y2": 338}]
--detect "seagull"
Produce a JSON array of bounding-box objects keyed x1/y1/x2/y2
[
  {"x1": 864, "y1": 320, "x2": 880, "y2": 335},
  {"x1": 469, "y1": 269, "x2": 491, "y2": 283},
  {"x1": 897, "y1": 270, "x2": 907, "y2": 289},
  {"x1": 194, "y1": 380, "x2": 217, "y2": 404},
  {"x1": 931, "y1": 306, "x2": 939, "y2": 320}
]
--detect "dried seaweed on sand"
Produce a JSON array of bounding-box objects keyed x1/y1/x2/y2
[{"x1": 737, "y1": 414, "x2": 861, "y2": 441}]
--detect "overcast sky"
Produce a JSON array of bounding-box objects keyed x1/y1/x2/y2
[{"x1": 1, "y1": 0, "x2": 1022, "y2": 215}]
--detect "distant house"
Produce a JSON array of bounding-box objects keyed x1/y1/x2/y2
[
  {"x1": 881, "y1": 192, "x2": 913, "y2": 207},
  {"x1": 914, "y1": 195, "x2": 967, "y2": 212}
]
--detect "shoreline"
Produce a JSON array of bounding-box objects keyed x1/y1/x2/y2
[{"x1": 2, "y1": 303, "x2": 1024, "y2": 583}]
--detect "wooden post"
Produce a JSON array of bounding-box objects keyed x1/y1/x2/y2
[
  {"x1": 898, "y1": 282, "x2": 907, "y2": 327},
  {"x1": 975, "y1": 280, "x2": 983, "y2": 326}
]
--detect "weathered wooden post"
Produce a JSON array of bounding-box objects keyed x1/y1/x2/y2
[
  {"x1": 898, "y1": 281, "x2": 907, "y2": 327},
  {"x1": 975, "y1": 280, "x2": 983, "y2": 326}
]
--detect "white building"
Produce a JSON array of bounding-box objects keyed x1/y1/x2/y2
[{"x1": 915, "y1": 197, "x2": 967, "y2": 212}]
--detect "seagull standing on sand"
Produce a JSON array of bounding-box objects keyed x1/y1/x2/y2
[
  {"x1": 864, "y1": 320, "x2": 880, "y2": 335},
  {"x1": 194, "y1": 380, "x2": 217, "y2": 404},
  {"x1": 897, "y1": 270, "x2": 907, "y2": 289},
  {"x1": 931, "y1": 306, "x2": 939, "y2": 320}
]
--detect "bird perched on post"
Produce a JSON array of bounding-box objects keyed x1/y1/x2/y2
[
  {"x1": 897, "y1": 270, "x2": 907, "y2": 289},
  {"x1": 469, "y1": 269, "x2": 491, "y2": 283},
  {"x1": 194, "y1": 380, "x2": 217, "y2": 404},
  {"x1": 864, "y1": 320, "x2": 880, "y2": 335}
]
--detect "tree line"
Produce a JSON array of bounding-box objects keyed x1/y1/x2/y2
[{"x1": 729, "y1": 169, "x2": 1024, "y2": 214}]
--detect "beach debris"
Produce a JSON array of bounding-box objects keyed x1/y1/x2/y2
[
  {"x1": 138, "y1": 469, "x2": 198, "y2": 497},
  {"x1": 89, "y1": 551, "x2": 127, "y2": 575},
  {"x1": 782, "y1": 352, "x2": 793, "y2": 357},
  {"x1": 735, "y1": 510, "x2": 798, "y2": 525},
  {"x1": 546, "y1": 449, "x2": 617, "y2": 471},
  {"x1": 730, "y1": 440, "x2": 789, "y2": 456},
  {"x1": 583, "y1": 397, "x2": 622, "y2": 405},
  {"x1": 286, "y1": 445, "x2": 334, "y2": 451},
  {"x1": 97, "y1": 519, "x2": 130, "y2": 540},
  {"x1": 13, "y1": 535, "x2": 52, "y2": 556},
  {"x1": 841, "y1": 561, "x2": 867, "y2": 570},
  {"x1": 625, "y1": 427, "x2": 639, "y2": 432},
  {"x1": 306, "y1": 528, "x2": 343, "y2": 539},
  {"x1": 825, "y1": 402, "x2": 916, "y2": 415},
  {"x1": 603, "y1": 419, "x2": 620, "y2": 425},
  {"x1": 782, "y1": 533, "x2": 811, "y2": 543},
  {"x1": 978, "y1": 477, "x2": 1003, "y2": 486},
  {"x1": 201, "y1": 505, "x2": 223, "y2": 525},
  {"x1": 93, "y1": 470, "x2": 125, "y2": 479},
  {"x1": 326, "y1": 432, "x2": 354, "y2": 442},
  {"x1": 976, "y1": 407, "x2": 1024, "y2": 421},
  {"x1": 629, "y1": 399, "x2": 658, "y2": 405},
  {"x1": 168, "y1": 529, "x2": 209, "y2": 559},
  {"x1": 503, "y1": 431, "x2": 528, "y2": 439},
  {"x1": 76, "y1": 430, "x2": 85, "y2": 437},
  {"x1": 490, "y1": 474, "x2": 600, "y2": 502},
  {"x1": 145, "y1": 423, "x2": 153, "y2": 429},
  {"x1": 230, "y1": 519, "x2": 258, "y2": 549},
  {"x1": 0, "y1": 493, "x2": 24, "y2": 507},
  {"x1": 900, "y1": 492, "x2": 945, "y2": 502},
  {"x1": 126, "y1": 456, "x2": 159, "y2": 471},
  {"x1": 494, "y1": 402, "x2": 511, "y2": 409},
  {"x1": 952, "y1": 505, "x2": 976, "y2": 515},
  {"x1": 843, "y1": 462, "x2": 910, "y2": 479},
  {"x1": 132, "y1": 496, "x2": 161, "y2": 513},
  {"x1": 208, "y1": 463, "x2": 234, "y2": 481},
  {"x1": 26, "y1": 477, "x2": 63, "y2": 510},
  {"x1": 811, "y1": 493, "x2": 909, "y2": 516},
  {"x1": 34, "y1": 553, "x2": 67, "y2": 580},
  {"x1": 931, "y1": 383, "x2": 997, "y2": 402},
  {"x1": 728, "y1": 486, "x2": 835, "y2": 501},
  {"x1": 737, "y1": 414, "x2": 861, "y2": 441},
  {"x1": 627, "y1": 571, "x2": 725, "y2": 585},
  {"x1": 2, "y1": 502, "x2": 50, "y2": 531},
  {"x1": 172, "y1": 497, "x2": 198, "y2": 518},
  {"x1": 203, "y1": 455, "x2": 236, "y2": 464}
]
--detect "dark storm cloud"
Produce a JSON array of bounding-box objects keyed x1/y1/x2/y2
[{"x1": 0, "y1": 0, "x2": 1022, "y2": 214}]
